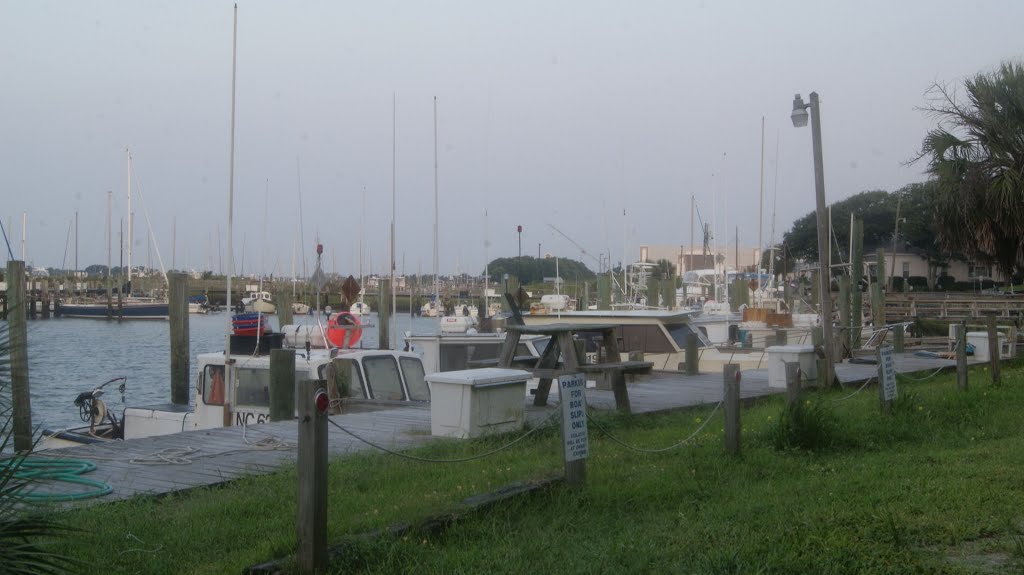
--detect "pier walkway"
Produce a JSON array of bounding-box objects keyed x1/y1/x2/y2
[{"x1": 28, "y1": 352, "x2": 964, "y2": 505}]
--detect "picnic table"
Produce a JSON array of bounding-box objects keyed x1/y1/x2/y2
[{"x1": 497, "y1": 323, "x2": 653, "y2": 412}]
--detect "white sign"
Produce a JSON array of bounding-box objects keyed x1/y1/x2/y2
[
  {"x1": 558, "y1": 373, "x2": 589, "y2": 463},
  {"x1": 878, "y1": 345, "x2": 897, "y2": 401}
]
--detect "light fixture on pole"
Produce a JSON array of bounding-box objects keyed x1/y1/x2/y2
[{"x1": 791, "y1": 91, "x2": 835, "y2": 387}]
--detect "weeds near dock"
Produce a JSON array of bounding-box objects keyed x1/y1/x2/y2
[
  {"x1": 767, "y1": 397, "x2": 844, "y2": 452},
  {"x1": 0, "y1": 315, "x2": 78, "y2": 575}
]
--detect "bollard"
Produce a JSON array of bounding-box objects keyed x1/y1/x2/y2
[
  {"x1": 269, "y1": 349, "x2": 296, "y2": 421},
  {"x1": 685, "y1": 333, "x2": 699, "y2": 376},
  {"x1": 955, "y1": 322, "x2": 968, "y2": 391},
  {"x1": 297, "y1": 379, "x2": 328, "y2": 573},
  {"x1": 723, "y1": 364, "x2": 741, "y2": 455}
]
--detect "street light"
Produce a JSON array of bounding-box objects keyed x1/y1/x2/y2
[{"x1": 791, "y1": 92, "x2": 835, "y2": 387}]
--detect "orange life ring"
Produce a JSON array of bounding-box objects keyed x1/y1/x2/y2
[{"x1": 327, "y1": 312, "x2": 363, "y2": 349}]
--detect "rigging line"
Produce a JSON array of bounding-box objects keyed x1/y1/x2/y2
[
  {"x1": 130, "y1": 167, "x2": 169, "y2": 287},
  {"x1": 0, "y1": 216, "x2": 13, "y2": 260},
  {"x1": 326, "y1": 408, "x2": 561, "y2": 464}
]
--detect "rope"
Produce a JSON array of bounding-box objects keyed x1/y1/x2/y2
[
  {"x1": 830, "y1": 376, "x2": 875, "y2": 403},
  {"x1": 896, "y1": 364, "x2": 951, "y2": 382},
  {"x1": 584, "y1": 401, "x2": 722, "y2": 454},
  {"x1": 326, "y1": 408, "x2": 561, "y2": 463},
  {"x1": 12, "y1": 458, "x2": 112, "y2": 501}
]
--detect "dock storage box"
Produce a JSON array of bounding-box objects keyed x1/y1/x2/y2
[
  {"x1": 426, "y1": 368, "x2": 531, "y2": 438},
  {"x1": 765, "y1": 345, "x2": 817, "y2": 388},
  {"x1": 967, "y1": 331, "x2": 1006, "y2": 363}
]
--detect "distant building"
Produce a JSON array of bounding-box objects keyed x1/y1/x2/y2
[{"x1": 638, "y1": 244, "x2": 762, "y2": 277}]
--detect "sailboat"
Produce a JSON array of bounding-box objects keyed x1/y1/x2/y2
[
  {"x1": 58, "y1": 149, "x2": 170, "y2": 320},
  {"x1": 349, "y1": 186, "x2": 372, "y2": 317}
]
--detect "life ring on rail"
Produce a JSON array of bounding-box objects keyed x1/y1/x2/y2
[{"x1": 327, "y1": 312, "x2": 363, "y2": 349}]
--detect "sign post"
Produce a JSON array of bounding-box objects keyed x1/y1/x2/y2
[
  {"x1": 558, "y1": 373, "x2": 589, "y2": 487},
  {"x1": 877, "y1": 345, "x2": 897, "y2": 414}
]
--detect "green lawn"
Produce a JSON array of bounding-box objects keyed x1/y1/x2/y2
[{"x1": 38, "y1": 361, "x2": 1024, "y2": 574}]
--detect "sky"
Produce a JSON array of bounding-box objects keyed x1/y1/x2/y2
[{"x1": 1, "y1": 0, "x2": 1022, "y2": 278}]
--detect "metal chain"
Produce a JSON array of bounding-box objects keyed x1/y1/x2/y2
[
  {"x1": 326, "y1": 407, "x2": 561, "y2": 464},
  {"x1": 584, "y1": 401, "x2": 722, "y2": 454}
]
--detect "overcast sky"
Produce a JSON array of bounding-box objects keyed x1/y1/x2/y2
[{"x1": 2, "y1": 1, "x2": 1021, "y2": 278}]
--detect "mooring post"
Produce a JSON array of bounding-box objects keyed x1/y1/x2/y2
[
  {"x1": 169, "y1": 272, "x2": 190, "y2": 405},
  {"x1": 723, "y1": 364, "x2": 740, "y2": 456},
  {"x1": 986, "y1": 313, "x2": 1001, "y2": 385},
  {"x1": 41, "y1": 279, "x2": 50, "y2": 319},
  {"x1": 812, "y1": 327, "x2": 825, "y2": 388},
  {"x1": 893, "y1": 324, "x2": 904, "y2": 353},
  {"x1": 955, "y1": 321, "x2": 968, "y2": 391},
  {"x1": 785, "y1": 361, "x2": 801, "y2": 410},
  {"x1": 7, "y1": 261, "x2": 32, "y2": 452},
  {"x1": 378, "y1": 278, "x2": 391, "y2": 350},
  {"x1": 277, "y1": 290, "x2": 294, "y2": 329},
  {"x1": 269, "y1": 349, "x2": 296, "y2": 421},
  {"x1": 297, "y1": 379, "x2": 328, "y2": 573},
  {"x1": 328, "y1": 357, "x2": 352, "y2": 414},
  {"x1": 684, "y1": 333, "x2": 699, "y2": 376},
  {"x1": 850, "y1": 218, "x2": 864, "y2": 351},
  {"x1": 28, "y1": 278, "x2": 36, "y2": 320},
  {"x1": 775, "y1": 328, "x2": 787, "y2": 346}
]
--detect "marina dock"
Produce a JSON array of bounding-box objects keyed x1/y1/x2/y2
[{"x1": 27, "y1": 351, "x2": 963, "y2": 506}]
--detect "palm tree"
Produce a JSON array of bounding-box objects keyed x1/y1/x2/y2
[
  {"x1": 917, "y1": 61, "x2": 1024, "y2": 278},
  {"x1": 0, "y1": 309, "x2": 76, "y2": 574}
]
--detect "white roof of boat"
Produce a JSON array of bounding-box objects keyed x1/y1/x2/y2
[{"x1": 526, "y1": 309, "x2": 697, "y2": 320}]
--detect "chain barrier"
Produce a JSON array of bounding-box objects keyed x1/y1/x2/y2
[
  {"x1": 326, "y1": 407, "x2": 561, "y2": 464},
  {"x1": 583, "y1": 401, "x2": 722, "y2": 454}
]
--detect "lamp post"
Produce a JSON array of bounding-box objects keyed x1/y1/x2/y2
[
  {"x1": 791, "y1": 92, "x2": 835, "y2": 387},
  {"x1": 517, "y1": 225, "x2": 523, "y2": 286}
]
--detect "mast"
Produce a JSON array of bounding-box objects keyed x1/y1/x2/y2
[
  {"x1": 433, "y1": 96, "x2": 439, "y2": 306},
  {"x1": 484, "y1": 209, "x2": 489, "y2": 317},
  {"x1": 390, "y1": 92, "x2": 397, "y2": 348},
  {"x1": 126, "y1": 148, "x2": 133, "y2": 293},
  {"x1": 106, "y1": 191, "x2": 112, "y2": 318},
  {"x1": 225, "y1": 3, "x2": 238, "y2": 358}
]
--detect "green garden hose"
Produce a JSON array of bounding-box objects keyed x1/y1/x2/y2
[{"x1": 13, "y1": 458, "x2": 112, "y2": 502}]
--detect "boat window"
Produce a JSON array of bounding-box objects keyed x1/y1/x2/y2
[
  {"x1": 528, "y1": 337, "x2": 551, "y2": 356},
  {"x1": 666, "y1": 324, "x2": 708, "y2": 349},
  {"x1": 400, "y1": 357, "x2": 430, "y2": 401},
  {"x1": 620, "y1": 325, "x2": 676, "y2": 353},
  {"x1": 363, "y1": 356, "x2": 405, "y2": 400},
  {"x1": 235, "y1": 367, "x2": 271, "y2": 406},
  {"x1": 317, "y1": 361, "x2": 366, "y2": 399},
  {"x1": 440, "y1": 342, "x2": 502, "y2": 371},
  {"x1": 203, "y1": 365, "x2": 226, "y2": 406}
]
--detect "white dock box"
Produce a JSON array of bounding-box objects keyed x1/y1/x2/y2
[
  {"x1": 426, "y1": 368, "x2": 531, "y2": 439},
  {"x1": 967, "y1": 331, "x2": 1006, "y2": 362},
  {"x1": 764, "y1": 345, "x2": 817, "y2": 388}
]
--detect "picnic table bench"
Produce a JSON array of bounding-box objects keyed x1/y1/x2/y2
[{"x1": 496, "y1": 323, "x2": 638, "y2": 412}]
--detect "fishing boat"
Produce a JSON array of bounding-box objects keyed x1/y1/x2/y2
[
  {"x1": 242, "y1": 290, "x2": 276, "y2": 314},
  {"x1": 350, "y1": 300, "x2": 371, "y2": 316}
]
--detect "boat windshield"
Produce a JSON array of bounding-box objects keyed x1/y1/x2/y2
[
  {"x1": 363, "y1": 355, "x2": 406, "y2": 400},
  {"x1": 400, "y1": 357, "x2": 429, "y2": 401},
  {"x1": 665, "y1": 324, "x2": 708, "y2": 349}
]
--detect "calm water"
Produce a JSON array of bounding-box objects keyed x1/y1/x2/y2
[{"x1": 10, "y1": 311, "x2": 439, "y2": 431}]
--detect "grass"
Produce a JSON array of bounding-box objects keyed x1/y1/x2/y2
[{"x1": 33, "y1": 359, "x2": 1024, "y2": 574}]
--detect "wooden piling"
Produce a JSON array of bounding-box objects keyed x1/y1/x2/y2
[
  {"x1": 598, "y1": 274, "x2": 611, "y2": 310},
  {"x1": 277, "y1": 290, "x2": 294, "y2": 328},
  {"x1": 785, "y1": 361, "x2": 801, "y2": 410},
  {"x1": 329, "y1": 357, "x2": 352, "y2": 413},
  {"x1": 724, "y1": 364, "x2": 740, "y2": 455},
  {"x1": 41, "y1": 279, "x2": 50, "y2": 319},
  {"x1": 684, "y1": 333, "x2": 699, "y2": 376},
  {"x1": 661, "y1": 279, "x2": 675, "y2": 311},
  {"x1": 647, "y1": 275, "x2": 660, "y2": 308},
  {"x1": 296, "y1": 379, "x2": 328, "y2": 573},
  {"x1": 169, "y1": 272, "x2": 190, "y2": 405},
  {"x1": 28, "y1": 279, "x2": 36, "y2": 319},
  {"x1": 812, "y1": 327, "x2": 825, "y2": 388},
  {"x1": 955, "y1": 322, "x2": 968, "y2": 391},
  {"x1": 775, "y1": 328, "x2": 788, "y2": 346},
  {"x1": 850, "y1": 218, "x2": 864, "y2": 349},
  {"x1": 893, "y1": 324, "x2": 904, "y2": 353},
  {"x1": 269, "y1": 349, "x2": 296, "y2": 421},
  {"x1": 378, "y1": 279, "x2": 391, "y2": 350},
  {"x1": 987, "y1": 314, "x2": 1001, "y2": 385},
  {"x1": 7, "y1": 261, "x2": 32, "y2": 452}
]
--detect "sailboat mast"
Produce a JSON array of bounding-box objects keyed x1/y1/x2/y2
[
  {"x1": 126, "y1": 148, "x2": 133, "y2": 291},
  {"x1": 225, "y1": 3, "x2": 238, "y2": 358},
  {"x1": 433, "y1": 96, "x2": 439, "y2": 304},
  {"x1": 390, "y1": 92, "x2": 397, "y2": 349}
]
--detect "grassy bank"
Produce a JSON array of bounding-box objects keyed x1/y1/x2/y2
[{"x1": 39, "y1": 361, "x2": 1024, "y2": 574}]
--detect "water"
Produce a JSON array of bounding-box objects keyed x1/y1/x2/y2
[{"x1": 11, "y1": 312, "x2": 440, "y2": 431}]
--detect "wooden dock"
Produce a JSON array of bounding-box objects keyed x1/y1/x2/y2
[{"x1": 27, "y1": 352, "x2": 967, "y2": 505}]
